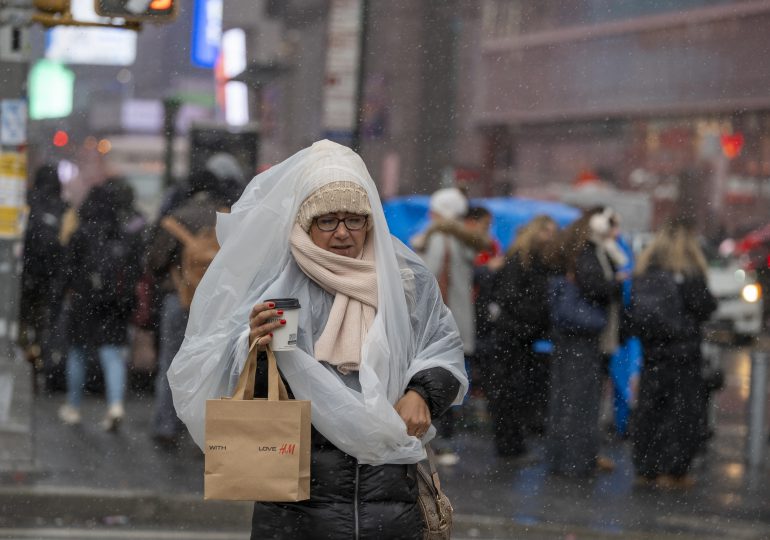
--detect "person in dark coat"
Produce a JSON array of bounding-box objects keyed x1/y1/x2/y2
[
  {"x1": 57, "y1": 180, "x2": 143, "y2": 430},
  {"x1": 544, "y1": 207, "x2": 624, "y2": 477},
  {"x1": 19, "y1": 164, "x2": 67, "y2": 392},
  {"x1": 630, "y1": 218, "x2": 717, "y2": 488},
  {"x1": 490, "y1": 215, "x2": 557, "y2": 457},
  {"x1": 167, "y1": 141, "x2": 468, "y2": 539}
]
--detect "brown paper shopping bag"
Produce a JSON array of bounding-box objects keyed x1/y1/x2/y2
[{"x1": 204, "y1": 343, "x2": 311, "y2": 501}]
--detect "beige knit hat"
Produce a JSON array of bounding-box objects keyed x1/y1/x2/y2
[{"x1": 296, "y1": 181, "x2": 373, "y2": 232}]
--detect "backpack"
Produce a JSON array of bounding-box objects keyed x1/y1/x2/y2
[
  {"x1": 79, "y1": 226, "x2": 139, "y2": 315},
  {"x1": 630, "y1": 269, "x2": 685, "y2": 344},
  {"x1": 160, "y1": 216, "x2": 220, "y2": 309}
]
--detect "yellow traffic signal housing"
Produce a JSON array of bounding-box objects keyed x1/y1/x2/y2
[
  {"x1": 32, "y1": 0, "x2": 141, "y2": 30},
  {"x1": 33, "y1": 0, "x2": 70, "y2": 13},
  {"x1": 94, "y1": 0, "x2": 178, "y2": 22}
]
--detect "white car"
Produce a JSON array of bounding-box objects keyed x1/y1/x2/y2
[{"x1": 706, "y1": 256, "x2": 763, "y2": 337}]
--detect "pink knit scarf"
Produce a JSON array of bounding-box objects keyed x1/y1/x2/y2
[{"x1": 289, "y1": 223, "x2": 378, "y2": 372}]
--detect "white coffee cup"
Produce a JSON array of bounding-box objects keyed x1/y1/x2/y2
[{"x1": 265, "y1": 298, "x2": 301, "y2": 351}]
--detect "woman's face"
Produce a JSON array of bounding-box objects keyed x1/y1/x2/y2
[
  {"x1": 538, "y1": 222, "x2": 557, "y2": 243},
  {"x1": 309, "y1": 212, "x2": 368, "y2": 258}
]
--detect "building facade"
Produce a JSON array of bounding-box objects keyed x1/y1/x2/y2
[
  {"x1": 477, "y1": 0, "x2": 770, "y2": 234},
  {"x1": 220, "y1": 0, "x2": 770, "y2": 235}
]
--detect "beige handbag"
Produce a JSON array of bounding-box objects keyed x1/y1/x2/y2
[{"x1": 417, "y1": 445, "x2": 453, "y2": 539}]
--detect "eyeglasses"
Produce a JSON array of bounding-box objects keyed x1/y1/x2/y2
[{"x1": 314, "y1": 215, "x2": 368, "y2": 232}]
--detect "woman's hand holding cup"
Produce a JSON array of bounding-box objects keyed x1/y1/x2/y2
[{"x1": 249, "y1": 301, "x2": 285, "y2": 351}]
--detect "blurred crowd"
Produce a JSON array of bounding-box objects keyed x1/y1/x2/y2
[
  {"x1": 410, "y1": 186, "x2": 718, "y2": 489},
  {"x1": 18, "y1": 155, "x2": 244, "y2": 444},
  {"x1": 18, "y1": 166, "x2": 719, "y2": 488}
]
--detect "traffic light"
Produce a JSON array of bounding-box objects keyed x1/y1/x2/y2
[
  {"x1": 94, "y1": 0, "x2": 178, "y2": 22},
  {"x1": 52, "y1": 130, "x2": 69, "y2": 147}
]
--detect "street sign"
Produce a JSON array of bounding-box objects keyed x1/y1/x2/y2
[
  {"x1": 45, "y1": 0, "x2": 137, "y2": 65},
  {"x1": 0, "y1": 151, "x2": 27, "y2": 239},
  {"x1": 0, "y1": 9, "x2": 31, "y2": 63},
  {"x1": 191, "y1": 0, "x2": 222, "y2": 68},
  {"x1": 0, "y1": 100, "x2": 27, "y2": 146}
]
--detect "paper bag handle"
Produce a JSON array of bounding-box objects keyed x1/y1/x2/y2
[{"x1": 232, "y1": 340, "x2": 289, "y2": 401}]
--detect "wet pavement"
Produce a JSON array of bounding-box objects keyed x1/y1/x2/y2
[{"x1": 1, "y1": 345, "x2": 769, "y2": 539}]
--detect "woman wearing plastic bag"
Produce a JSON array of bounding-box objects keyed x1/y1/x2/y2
[{"x1": 168, "y1": 140, "x2": 468, "y2": 539}]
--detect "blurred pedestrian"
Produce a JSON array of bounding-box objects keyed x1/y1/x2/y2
[
  {"x1": 19, "y1": 164, "x2": 68, "y2": 393},
  {"x1": 544, "y1": 207, "x2": 623, "y2": 477},
  {"x1": 465, "y1": 206, "x2": 503, "y2": 394},
  {"x1": 411, "y1": 188, "x2": 491, "y2": 464},
  {"x1": 57, "y1": 179, "x2": 144, "y2": 430},
  {"x1": 147, "y1": 169, "x2": 242, "y2": 446},
  {"x1": 158, "y1": 152, "x2": 245, "y2": 218},
  {"x1": 167, "y1": 140, "x2": 467, "y2": 539},
  {"x1": 490, "y1": 215, "x2": 557, "y2": 458},
  {"x1": 606, "y1": 231, "x2": 642, "y2": 438},
  {"x1": 103, "y1": 179, "x2": 154, "y2": 389},
  {"x1": 629, "y1": 218, "x2": 717, "y2": 488}
]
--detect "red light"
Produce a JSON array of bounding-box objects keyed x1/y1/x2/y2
[
  {"x1": 721, "y1": 133, "x2": 744, "y2": 159},
  {"x1": 150, "y1": 0, "x2": 172, "y2": 9},
  {"x1": 52, "y1": 130, "x2": 68, "y2": 147},
  {"x1": 766, "y1": 254, "x2": 770, "y2": 270}
]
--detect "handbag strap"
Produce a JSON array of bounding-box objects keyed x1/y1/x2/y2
[
  {"x1": 160, "y1": 216, "x2": 196, "y2": 246},
  {"x1": 265, "y1": 346, "x2": 289, "y2": 401},
  {"x1": 425, "y1": 444, "x2": 445, "y2": 496},
  {"x1": 231, "y1": 341, "x2": 289, "y2": 401}
]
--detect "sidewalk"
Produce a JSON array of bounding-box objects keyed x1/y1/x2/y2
[{"x1": 1, "y1": 345, "x2": 769, "y2": 539}]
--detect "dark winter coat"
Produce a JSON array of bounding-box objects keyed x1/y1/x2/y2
[
  {"x1": 250, "y1": 361, "x2": 460, "y2": 540},
  {"x1": 495, "y1": 252, "x2": 552, "y2": 345},
  {"x1": 573, "y1": 242, "x2": 620, "y2": 312},
  {"x1": 474, "y1": 264, "x2": 497, "y2": 340},
  {"x1": 545, "y1": 241, "x2": 621, "y2": 477},
  {"x1": 20, "y1": 166, "x2": 67, "y2": 333},
  {"x1": 633, "y1": 267, "x2": 717, "y2": 356},
  {"x1": 62, "y1": 187, "x2": 143, "y2": 347},
  {"x1": 631, "y1": 268, "x2": 717, "y2": 478}
]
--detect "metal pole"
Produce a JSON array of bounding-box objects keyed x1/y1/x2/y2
[
  {"x1": 0, "y1": 41, "x2": 33, "y2": 472},
  {"x1": 162, "y1": 97, "x2": 181, "y2": 189},
  {"x1": 747, "y1": 349, "x2": 768, "y2": 468},
  {"x1": 350, "y1": 0, "x2": 368, "y2": 155}
]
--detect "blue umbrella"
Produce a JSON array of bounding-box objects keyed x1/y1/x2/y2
[{"x1": 383, "y1": 195, "x2": 581, "y2": 250}]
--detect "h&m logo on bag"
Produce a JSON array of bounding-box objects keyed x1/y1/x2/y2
[{"x1": 257, "y1": 443, "x2": 296, "y2": 455}]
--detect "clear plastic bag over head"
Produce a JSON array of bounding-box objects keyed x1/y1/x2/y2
[{"x1": 168, "y1": 140, "x2": 468, "y2": 465}]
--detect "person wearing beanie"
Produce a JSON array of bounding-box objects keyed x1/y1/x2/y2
[{"x1": 168, "y1": 140, "x2": 468, "y2": 539}]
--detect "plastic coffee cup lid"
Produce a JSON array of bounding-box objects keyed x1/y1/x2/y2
[{"x1": 265, "y1": 298, "x2": 301, "y2": 309}]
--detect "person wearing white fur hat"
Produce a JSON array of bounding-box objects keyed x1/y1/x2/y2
[
  {"x1": 168, "y1": 140, "x2": 468, "y2": 539},
  {"x1": 410, "y1": 187, "x2": 492, "y2": 464}
]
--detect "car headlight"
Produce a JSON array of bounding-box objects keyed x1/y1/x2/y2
[{"x1": 742, "y1": 283, "x2": 762, "y2": 303}]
